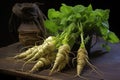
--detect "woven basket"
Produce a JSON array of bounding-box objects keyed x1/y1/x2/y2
[{"x1": 18, "y1": 23, "x2": 43, "y2": 46}]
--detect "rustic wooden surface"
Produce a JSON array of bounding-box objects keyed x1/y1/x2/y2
[{"x1": 0, "y1": 39, "x2": 120, "y2": 80}]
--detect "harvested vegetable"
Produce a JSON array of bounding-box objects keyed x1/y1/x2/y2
[
  {"x1": 14, "y1": 46, "x2": 38, "y2": 59},
  {"x1": 30, "y1": 52, "x2": 56, "y2": 73},
  {"x1": 30, "y1": 57, "x2": 50, "y2": 73},
  {"x1": 49, "y1": 44, "x2": 70, "y2": 75},
  {"x1": 13, "y1": 3, "x2": 119, "y2": 78}
]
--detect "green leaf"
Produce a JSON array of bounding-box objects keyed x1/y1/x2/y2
[
  {"x1": 75, "y1": 13, "x2": 81, "y2": 19},
  {"x1": 48, "y1": 9, "x2": 62, "y2": 19},
  {"x1": 87, "y1": 4, "x2": 93, "y2": 11},
  {"x1": 60, "y1": 17, "x2": 68, "y2": 25},
  {"x1": 102, "y1": 21, "x2": 109, "y2": 28},
  {"x1": 60, "y1": 3, "x2": 73, "y2": 15},
  {"x1": 73, "y1": 5, "x2": 85, "y2": 13},
  {"x1": 99, "y1": 25, "x2": 109, "y2": 36},
  {"x1": 84, "y1": 4, "x2": 93, "y2": 15},
  {"x1": 107, "y1": 31, "x2": 120, "y2": 43},
  {"x1": 67, "y1": 14, "x2": 76, "y2": 22},
  {"x1": 44, "y1": 20, "x2": 59, "y2": 34}
]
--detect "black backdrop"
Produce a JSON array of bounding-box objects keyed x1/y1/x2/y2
[{"x1": 0, "y1": 0, "x2": 119, "y2": 47}]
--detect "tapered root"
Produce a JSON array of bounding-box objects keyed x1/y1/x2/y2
[
  {"x1": 49, "y1": 44, "x2": 70, "y2": 75},
  {"x1": 30, "y1": 52, "x2": 56, "y2": 73},
  {"x1": 13, "y1": 46, "x2": 38, "y2": 59},
  {"x1": 76, "y1": 48, "x2": 102, "y2": 77},
  {"x1": 29, "y1": 58, "x2": 50, "y2": 73},
  {"x1": 76, "y1": 48, "x2": 88, "y2": 76}
]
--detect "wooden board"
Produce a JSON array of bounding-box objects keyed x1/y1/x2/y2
[{"x1": 0, "y1": 39, "x2": 120, "y2": 80}]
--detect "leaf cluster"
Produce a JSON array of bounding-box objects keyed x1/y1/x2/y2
[{"x1": 44, "y1": 3, "x2": 119, "y2": 50}]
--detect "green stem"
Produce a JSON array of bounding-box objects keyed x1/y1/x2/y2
[
  {"x1": 58, "y1": 23, "x2": 77, "y2": 48},
  {"x1": 79, "y1": 22, "x2": 85, "y2": 48},
  {"x1": 80, "y1": 32, "x2": 85, "y2": 48}
]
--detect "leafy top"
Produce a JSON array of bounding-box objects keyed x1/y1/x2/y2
[{"x1": 44, "y1": 3, "x2": 119, "y2": 45}]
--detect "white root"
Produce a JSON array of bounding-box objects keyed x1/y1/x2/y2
[
  {"x1": 14, "y1": 36, "x2": 56, "y2": 60},
  {"x1": 29, "y1": 57, "x2": 50, "y2": 73},
  {"x1": 23, "y1": 48, "x2": 38, "y2": 61},
  {"x1": 14, "y1": 46, "x2": 38, "y2": 59},
  {"x1": 49, "y1": 44, "x2": 70, "y2": 75},
  {"x1": 20, "y1": 36, "x2": 56, "y2": 71},
  {"x1": 30, "y1": 52, "x2": 56, "y2": 73},
  {"x1": 76, "y1": 48, "x2": 102, "y2": 77},
  {"x1": 77, "y1": 48, "x2": 88, "y2": 76}
]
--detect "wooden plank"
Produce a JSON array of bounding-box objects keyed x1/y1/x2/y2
[
  {"x1": 0, "y1": 69, "x2": 50, "y2": 80},
  {"x1": 0, "y1": 40, "x2": 120, "y2": 80}
]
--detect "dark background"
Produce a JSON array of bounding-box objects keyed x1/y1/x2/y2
[{"x1": 0, "y1": 0, "x2": 119, "y2": 48}]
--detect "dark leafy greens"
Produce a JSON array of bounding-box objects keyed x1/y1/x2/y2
[{"x1": 44, "y1": 3, "x2": 119, "y2": 51}]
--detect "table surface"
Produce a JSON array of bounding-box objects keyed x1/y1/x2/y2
[{"x1": 0, "y1": 38, "x2": 120, "y2": 80}]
